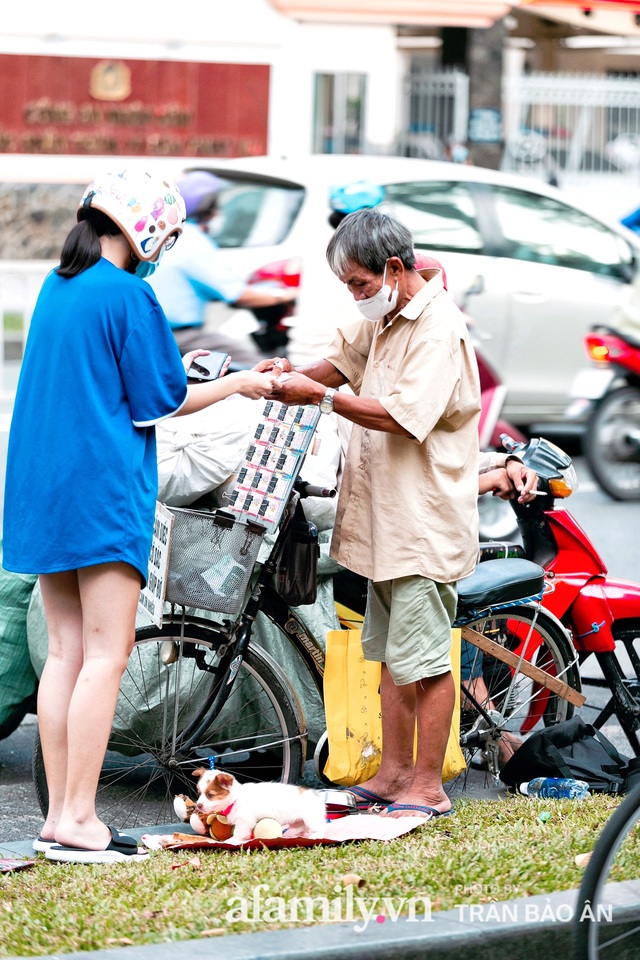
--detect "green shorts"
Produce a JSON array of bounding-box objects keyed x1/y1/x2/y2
[{"x1": 361, "y1": 575, "x2": 457, "y2": 686}]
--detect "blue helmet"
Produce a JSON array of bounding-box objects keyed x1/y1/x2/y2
[{"x1": 329, "y1": 180, "x2": 385, "y2": 214}]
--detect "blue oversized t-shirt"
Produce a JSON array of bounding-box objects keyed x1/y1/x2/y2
[{"x1": 2, "y1": 258, "x2": 187, "y2": 583}]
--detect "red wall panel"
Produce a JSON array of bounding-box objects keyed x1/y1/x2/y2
[{"x1": 0, "y1": 54, "x2": 270, "y2": 156}]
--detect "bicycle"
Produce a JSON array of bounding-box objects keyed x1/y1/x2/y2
[
  {"x1": 32, "y1": 476, "x2": 583, "y2": 829},
  {"x1": 573, "y1": 781, "x2": 640, "y2": 959}
]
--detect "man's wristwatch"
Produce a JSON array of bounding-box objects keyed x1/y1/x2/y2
[{"x1": 319, "y1": 388, "x2": 335, "y2": 415}]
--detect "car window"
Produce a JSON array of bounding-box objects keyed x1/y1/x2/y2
[
  {"x1": 383, "y1": 181, "x2": 483, "y2": 254},
  {"x1": 491, "y1": 185, "x2": 635, "y2": 279},
  {"x1": 214, "y1": 180, "x2": 305, "y2": 248}
]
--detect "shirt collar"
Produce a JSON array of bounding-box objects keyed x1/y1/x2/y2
[{"x1": 399, "y1": 268, "x2": 445, "y2": 321}]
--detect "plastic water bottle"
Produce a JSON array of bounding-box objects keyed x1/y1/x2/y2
[{"x1": 519, "y1": 777, "x2": 590, "y2": 800}]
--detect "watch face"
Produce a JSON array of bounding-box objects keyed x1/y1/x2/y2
[{"x1": 320, "y1": 393, "x2": 333, "y2": 414}]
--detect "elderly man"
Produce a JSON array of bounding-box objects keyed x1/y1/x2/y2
[{"x1": 261, "y1": 208, "x2": 481, "y2": 818}]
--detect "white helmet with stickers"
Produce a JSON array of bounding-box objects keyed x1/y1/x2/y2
[{"x1": 78, "y1": 170, "x2": 186, "y2": 262}]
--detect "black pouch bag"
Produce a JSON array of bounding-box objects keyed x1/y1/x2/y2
[
  {"x1": 500, "y1": 716, "x2": 640, "y2": 795},
  {"x1": 274, "y1": 501, "x2": 319, "y2": 607}
]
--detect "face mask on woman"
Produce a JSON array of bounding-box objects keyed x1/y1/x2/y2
[
  {"x1": 130, "y1": 240, "x2": 167, "y2": 279},
  {"x1": 356, "y1": 260, "x2": 399, "y2": 322},
  {"x1": 133, "y1": 259, "x2": 160, "y2": 279}
]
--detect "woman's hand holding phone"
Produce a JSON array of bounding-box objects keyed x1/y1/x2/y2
[{"x1": 184, "y1": 350, "x2": 231, "y2": 381}]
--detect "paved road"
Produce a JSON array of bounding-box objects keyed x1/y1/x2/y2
[{"x1": 2, "y1": 447, "x2": 639, "y2": 845}]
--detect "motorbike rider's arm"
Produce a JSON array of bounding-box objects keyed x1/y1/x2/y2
[
  {"x1": 232, "y1": 286, "x2": 296, "y2": 310},
  {"x1": 254, "y1": 356, "x2": 413, "y2": 437}
]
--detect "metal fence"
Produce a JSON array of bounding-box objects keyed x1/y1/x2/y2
[
  {"x1": 397, "y1": 69, "x2": 469, "y2": 160},
  {"x1": 502, "y1": 71, "x2": 640, "y2": 191}
]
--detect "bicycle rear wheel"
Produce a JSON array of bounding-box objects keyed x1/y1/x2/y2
[
  {"x1": 459, "y1": 606, "x2": 580, "y2": 775},
  {"x1": 33, "y1": 619, "x2": 306, "y2": 828},
  {"x1": 573, "y1": 784, "x2": 640, "y2": 959}
]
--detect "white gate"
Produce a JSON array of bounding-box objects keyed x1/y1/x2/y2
[
  {"x1": 502, "y1": 72, "x2": 640, "y2": 201},
  {"x1": 397, "y1": 69, "x2": 469, "y2": 160}
]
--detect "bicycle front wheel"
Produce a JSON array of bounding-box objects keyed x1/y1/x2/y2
[
  {"x1": 460, "y1": 606, "x2": 580, "y2": 774},
  {"x1": 573, "y1": 783, "x2": 640, "y2": 960},
  {"x1": 33, "y1": 619, "x2": 306, "y2": 828}
]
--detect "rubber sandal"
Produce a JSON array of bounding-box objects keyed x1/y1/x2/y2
[
  {"x1": 45, "y1": 827, "x2": 149, "y2": 864},
  {"x1": 383, "y1": 803, "x2": 455, "y2": 819},
  {"x1": 347, "y1": 785, "x2": 392, "y2": 810},
  {"x1": 32, "y1": 836, "x2": 56, "y2": 852}
]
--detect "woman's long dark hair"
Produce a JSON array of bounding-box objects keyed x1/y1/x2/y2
[{"x1": 57, "y1": 208, "x2": 123, "y2": 279}]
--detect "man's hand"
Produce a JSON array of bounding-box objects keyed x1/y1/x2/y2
[
  {"x1": 505, "y1": 460, "x2": 538, "y2": 503},
  {"x1": 479, "y1": 463, "x2": 538, "y2": 503},
  {"x1": 270, "y1": 370, "x2": 325, "y2": 407},
  {"x1": 253, "y1": 356, "x2": 293, "y2": 374}
]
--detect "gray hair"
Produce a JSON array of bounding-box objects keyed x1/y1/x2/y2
[{"x1": 326, "y1": 208, "x2": 416, "y2": 277}]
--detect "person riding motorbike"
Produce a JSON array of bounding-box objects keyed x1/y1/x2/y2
[{"x1": 147, "y1": 170, "x2": 295, "y2": 359}]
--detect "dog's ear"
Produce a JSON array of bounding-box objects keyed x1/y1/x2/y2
[
  {"x1": 215, "y1": 772, "x2": 235, "y2": 789},
  {"x1": 192, "y1": 767, "x2": 206, "y2": 779}
]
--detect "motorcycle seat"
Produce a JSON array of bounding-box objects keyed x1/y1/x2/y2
[{"x1": 455, "y1": 558, "x2": 545, "y2": 622}]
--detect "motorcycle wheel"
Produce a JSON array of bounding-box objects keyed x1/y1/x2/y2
[
  {"x1": 585, "y1": 385, "x2": 640, "y2": 501},
  {"x1": 478, "y1": 491, "x2": 520, "y2": 542}
]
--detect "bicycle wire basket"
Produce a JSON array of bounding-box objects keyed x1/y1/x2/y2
[{"x1": 164, "y1": 506, "x2": 266, "y2": 615}]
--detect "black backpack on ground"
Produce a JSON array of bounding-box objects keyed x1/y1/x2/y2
[{"x1": 500, "y1": 716, "x2": 640, "y2": 795}]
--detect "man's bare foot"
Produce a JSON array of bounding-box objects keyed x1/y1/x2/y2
[
  {"x1": 380, "y1": 791, "x2": 452, "y2": 818},
  {"x1": 351, "y1": 773, "x2": 413, "y2": 807}
]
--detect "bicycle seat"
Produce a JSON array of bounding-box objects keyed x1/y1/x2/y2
[{"x1": 455, "y1": 558, "x2": 545, "y2": 620}]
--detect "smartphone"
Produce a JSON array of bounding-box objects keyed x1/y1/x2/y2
[{"x1": 187, "y1": 351, "x2": 230, "y2": 382}]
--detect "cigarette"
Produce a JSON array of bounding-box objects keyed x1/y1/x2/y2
[{"x1": 528, "y1": 490, "x2": 547, "y2": 496}]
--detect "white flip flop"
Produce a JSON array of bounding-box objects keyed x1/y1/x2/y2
[{"x1": 45, "y1": 827, "x2": 149, "y2": 864}]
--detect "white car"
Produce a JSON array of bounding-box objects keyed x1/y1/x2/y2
[{"x1": 189, "y1": 154, "x2": 640, "y2": 431}]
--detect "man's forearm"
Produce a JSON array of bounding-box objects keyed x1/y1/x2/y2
[
  {"x1": 332, "y1": 391, "x2": 412, "y2": 436},
  {"x1": 296, "y1": 358, "x2": 348, "y2": 388}
]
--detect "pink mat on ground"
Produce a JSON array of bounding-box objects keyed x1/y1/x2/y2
[{"x1": 142, "y1": 813, "x2": 434, "y2": 852}]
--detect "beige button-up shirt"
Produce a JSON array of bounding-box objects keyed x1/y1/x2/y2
[{"x1": 325, "y1": 269, "x2": 481, "y2": 584}]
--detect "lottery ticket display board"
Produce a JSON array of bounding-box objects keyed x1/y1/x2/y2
[{"x1": 224, "y1": 399, "x2": 321, "y2": 529}]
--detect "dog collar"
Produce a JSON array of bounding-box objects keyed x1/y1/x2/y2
[{"x1": 220, "y1": 802, "x2": 235, "y2": 817}]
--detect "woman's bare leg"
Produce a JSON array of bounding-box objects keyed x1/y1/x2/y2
[
  {"x1": 37, "y1": 571, "x2": 84, "y2": 841},
  {"x1": 40, "y1": 562, "x2": 140, "y2": 849}
]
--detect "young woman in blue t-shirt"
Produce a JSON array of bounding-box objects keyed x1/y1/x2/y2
[{"x1": 2, "y1": 170, "x2": 276, "y2": 863}]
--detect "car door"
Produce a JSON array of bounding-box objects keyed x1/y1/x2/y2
[
  {"x1": 383, "y1": 177, "x2": 512, "y2": 352},
  {"x1": 471, "y1": 185, "x2": 638, "y2": 427}
]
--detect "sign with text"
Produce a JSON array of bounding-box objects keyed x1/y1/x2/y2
[
  {"x1": 138, "y1": 502, "x2": 174, "y2": 628},
  {"x1": 0, "y1": 54, "x2": 269, "y2": 157},
  {"x1": 468, "y1": 108, "x2": 503, "y2": 144}
]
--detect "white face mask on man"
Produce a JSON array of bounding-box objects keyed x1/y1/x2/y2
[{"x1": 356, "y1": 260, "x2": 399, "y2": 322}]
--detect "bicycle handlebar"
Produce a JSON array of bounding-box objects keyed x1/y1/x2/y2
[{"x1": 298, "y1": 482, "x2": 337, "y2": 499}]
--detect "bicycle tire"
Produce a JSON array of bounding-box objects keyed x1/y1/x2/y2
[
  {"x1": 33, "y1": 619, "x2": 307, "y2": 828},
  {"x1": 573, "y1": 783, "x2": 640, "y2": 960},
  {"x1": 459, "y1": 605, "x2": 580, "y2": 775},
  {"x1": 585, "y1": 386, "x2": 640, "y2": 501}
]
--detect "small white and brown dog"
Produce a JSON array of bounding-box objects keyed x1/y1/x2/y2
[{"x1": 192, "y1": 768, "x2": 327, "y2": 842}]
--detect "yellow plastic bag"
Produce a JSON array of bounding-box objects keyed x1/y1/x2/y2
[{"x1": 323, "y1": 628, "x2": 466, "y2": 786}]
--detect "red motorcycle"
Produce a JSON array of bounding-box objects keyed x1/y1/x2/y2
[
  {"x1": 569, "y1": 326, "x2": 640, "y2": 500},
  {"x1": 499, "y1": 432, "x2": 640, "y2": 756}
]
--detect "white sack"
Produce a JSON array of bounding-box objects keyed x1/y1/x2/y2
[{"x1": 156, "y1": 394, "x2": 262, "y2": 506}]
